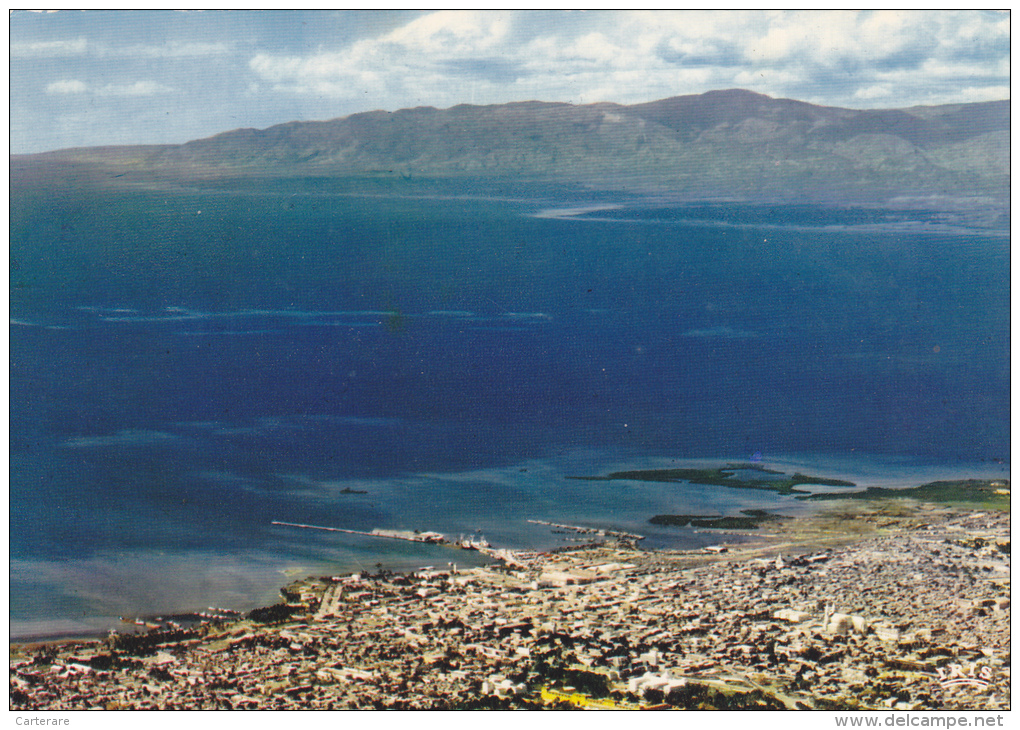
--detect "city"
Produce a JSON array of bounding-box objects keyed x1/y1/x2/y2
[{"x1": 10, "y1": 501, "x2": 1009, "y2": 710}]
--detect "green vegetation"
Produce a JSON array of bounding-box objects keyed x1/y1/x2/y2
[
  {"x1": 726, "y1": 463, "x2": 785, "y2": 475},
  {"x1": 573, "y1": 465, "x2": 1010, "y2": 514},
  {"x1": 111, "y1": 628, "x2": 202, "y2": 657},
  {"x1": 247, "y1": 604, "x2": 302, "y2": 624},
  {"x1": 651, "y1": 682, "x2": 789, "y2": 711},
  {"x1": 560, "y1": 668, "x2": 614, "y2": 697},
  {"x1": 570, "y1": 465, "x2": 855, "y2": 495},
  {"x1": 803, "y1": 479, "x2": 1010, "y2": 510},
  {"x1": 649, "y1": 509, "x2": 791, "y2": 530}
]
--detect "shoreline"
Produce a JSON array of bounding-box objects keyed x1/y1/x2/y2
[
  {"x1": 10, "y1": 464, "x2": 1009, "y2": 645},
  {"x1": 10, "y1": 492, "x2": 1010, "y2": 710}
]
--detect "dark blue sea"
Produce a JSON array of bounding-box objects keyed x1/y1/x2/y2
[{"x1": 9, "y1": 177, "x2": 1010, "y2": 638}]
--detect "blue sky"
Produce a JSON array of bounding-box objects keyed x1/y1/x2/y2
[{"x1": 10, "y1": 10, "x2": 1010, "y2": 154}]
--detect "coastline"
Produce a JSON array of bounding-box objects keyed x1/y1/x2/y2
[
  {"x1": 10, "y1": 456, "x2": 1010, "y2": 644},
  {"x1": 10, "y1": 490, "x2": 1010, "y2": 710}
]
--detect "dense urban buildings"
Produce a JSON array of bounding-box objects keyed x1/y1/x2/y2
[{"x1": 11, "y1": 502, "x2": 1009, "y2": 710}]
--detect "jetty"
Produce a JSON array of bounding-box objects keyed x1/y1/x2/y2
[
  {"x1": 271, "y1": 521, "x2": 447, "y2": 544},
  {"x1": 272, "y1": 521, "x2": 511, "y2": 566},
  {"x1": 527, "y1": 519, "x2": 645, "y2": 542}
]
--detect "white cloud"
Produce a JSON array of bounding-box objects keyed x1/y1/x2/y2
[
  {"x1": 749, "y1": 10, "x2": 921, "y2": 68},
  {"x1": 11, "y1": 37, "x2": 87, "y2": 57},
  {"x1": 387, "y1": 9, "x2": 510, "y2": 55},
  {"x1": 98, "y1": 80, "x2": 174, "y2": 96},
  {"x1": 561, "y1": 32, "x2": 624, "y2": 65},
  {"x1": 853, "y1": 84, "x2": 893, "y2": 101},
  {"x1": 15, "y1": 37, "x2": 230, "y2": 60},
  {"x1": 249, "y1": 10, "x2": 516, "y2": 101},
  {"x1": 918, "y1": 57, "x2": 1006, "y2": 80},
  {"x1": 122, "y1": 41, "x2": 232, "y2": 58},
  {"x1": 46, "y1": 79, "x2": 89, "y2": 94},
  {"x1": 953, "y1": 85, "x2": 1010, "y2": 103},
  {"x1": 45, "y1": 79, "x2": 173, "y2": 97},
  {"x1": 243, "y1": 10, "x2": 1007, "y2": 111}
]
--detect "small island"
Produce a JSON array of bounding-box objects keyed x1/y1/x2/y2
[
  {"x1": 803, "y1": 479, "x2": 1010, "y2": 508},
  {"x1": 569, "y1": 464, "x2": 855, "y2": 495},
  {"x1": 649, "y1": 509, "x2": 791, "y2": 530}
]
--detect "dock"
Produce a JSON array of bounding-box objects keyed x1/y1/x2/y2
[
  {"x1": 271, "y1": 521, "x2": 447, "y2": 544},
  {"x1": 527, "y1": 519, "x2": 645, "y2": 542}
]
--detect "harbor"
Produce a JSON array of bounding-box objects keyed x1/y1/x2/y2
[
  {"x1": 11, "y1": 502, "x2": 1010, "y2": 710},
  {"x1": 270, "y1": 518, "x2": 643, "y2": 557},
  {"x1": 270, "y1": 521, "x2": 491, "y2": 551},
  {"x1": 526, "y1": 519, "x2": 645, "y2": 542}
]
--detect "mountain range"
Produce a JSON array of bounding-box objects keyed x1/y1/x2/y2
[{"x1": 14, "y1": 89, "x2": 1009, "y2": 204}]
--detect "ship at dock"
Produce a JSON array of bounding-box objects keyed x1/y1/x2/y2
[{"x1": 457, "y1": 535, "x2": 491, "y2": 550}]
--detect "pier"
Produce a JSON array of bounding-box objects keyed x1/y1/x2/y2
[
  {"x1": 527, "y1": 519, "x2": 645, "y2": 542},
  {"x1": 271, "y1": 521, "x2": 518, "y2": 566},
  {"x1": 271, "y1": 521, "x2": 447, "y2": 544}
]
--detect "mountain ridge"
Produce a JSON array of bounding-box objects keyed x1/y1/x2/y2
[{"x1": 13, "y1": 89, "x2": 1008, "y2": 204}]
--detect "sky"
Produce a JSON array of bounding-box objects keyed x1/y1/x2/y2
[{"x1": 9, "y1": 9, "x2": 1011, "y2": 154}]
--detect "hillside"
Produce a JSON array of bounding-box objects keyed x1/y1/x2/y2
[{"x1": 12, "y1": 89, "x2": 1009, "y2": 203}]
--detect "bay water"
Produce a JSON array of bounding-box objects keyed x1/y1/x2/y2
[{"x1": 9, "y1": 176, "x2": 1009, "y2": 638}]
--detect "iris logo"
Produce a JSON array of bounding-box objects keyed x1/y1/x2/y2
[{"x1": 935, "y1": 663, "x2": 994, "y2": 690}]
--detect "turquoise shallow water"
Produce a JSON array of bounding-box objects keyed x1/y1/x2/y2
[
  {"x1": 9, "y1": 180, "x2": 1010, "y2": 638},
  {"x1": 9, "y1": 448, "x2": 1008, "y2": 641}
]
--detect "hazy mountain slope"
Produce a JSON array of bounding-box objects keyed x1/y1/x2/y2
[{"x1": 14, "y1": 89, "x2": 1008, "y2": 203}]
